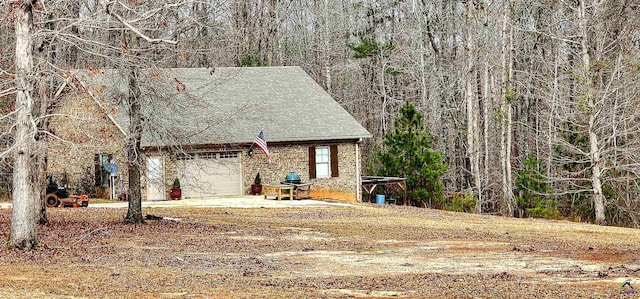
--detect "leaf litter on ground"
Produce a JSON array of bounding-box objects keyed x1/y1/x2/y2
[{"x1": 0, "y1": 204, "x2": 638, "y2": 298}]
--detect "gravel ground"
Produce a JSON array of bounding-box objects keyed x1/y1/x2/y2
[{"x1": 0, "y1": 203, "x2": 638, "y2": 298}]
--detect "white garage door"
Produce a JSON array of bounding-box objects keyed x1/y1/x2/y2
[{"x1": 177, "y1": 151, "x2": 242, "y2": 198}]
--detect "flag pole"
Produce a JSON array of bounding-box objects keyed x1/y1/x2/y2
[
  {"x1": 252, "y1": 127, "x2": 271, "y2": 163},
  {"x1": 247, "y1": 141, "x2": 255, "y2": 157},
  {"x1": 247, "y1": 127, "x2": 262, "y2": 157}
]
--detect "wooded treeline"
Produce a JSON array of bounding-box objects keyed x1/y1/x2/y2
[{"x1": 2, "y1": 0, "x2": 640, "y2": 227}]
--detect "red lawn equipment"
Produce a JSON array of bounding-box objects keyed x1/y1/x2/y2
[{"x1": 45, "y1": 175, "x2": 89, "y2": 208}]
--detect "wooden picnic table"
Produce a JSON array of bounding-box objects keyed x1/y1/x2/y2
[
  {"x1": 280, "y1": 181, "x2": 312, "y2": 199},
  {"x1": 262, "y1": 184, "x2": 294, "y2": 200}
]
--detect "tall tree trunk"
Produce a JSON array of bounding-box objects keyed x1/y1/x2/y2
[
  {"x1": 547, "y1": 47, "x2": 560, "y2": 179},
  {"x1": 124, "y1": 67, "x2": 144, "y2": 224},
  {"x1": 578, "y1": 0, "x2": 606, "y2": 225},
  {"x1": 34, "y1": 9, "x2": 62, "y2": 227},
  {"x1": 322, "y1": 0, "x2": 331, "y2": 93},
  {"x1": 36, "y1": 149, "x2": 47, "y2": 225},
  {"x1": 265, "y1": 0, "x2": 278, "y2": 66},
  {"x1": 482, "y1": 65, "x2": 490, "y2": 201},
  {"x1": 10, "y1": 0, "x2": 39, "y2": 249},
  {"x1": 499, "y1": 0, "x2": 515, "y2": 216},
  {"x1": 232, "y1": 0, "x2": 252, "y2": 66},
  {"x1": 465, "y1": 2, "x2": 481, "y2": 212},
  {"x1": 68, "y1": 2, "x2": 80, "y2": 68}
]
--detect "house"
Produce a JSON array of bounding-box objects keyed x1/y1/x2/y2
[
  {"x1": 46, "y1": 70, "x2": 128, "y2": 199},
  {"x1": 47, "y1": 66, "x2": 372, "y2": 202}
]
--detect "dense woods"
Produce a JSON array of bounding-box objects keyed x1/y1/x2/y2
[{"x1": 2, "y1": 0, "x2": 640, "y2": 230}]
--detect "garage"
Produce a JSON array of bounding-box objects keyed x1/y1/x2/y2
[{"x1": 176, "y1": 151, "x2": 242, "y2": 198}]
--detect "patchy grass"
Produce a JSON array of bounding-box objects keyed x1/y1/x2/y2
[
  {"x1": 86, "y1": 198, "x2": 120, "y2": 204},
  {"x1": 0, "y1": 198, "x2": 118, "y2": 204},
  {"x1": 0, "y1": 204, "x2": 639, "y2": 298}
]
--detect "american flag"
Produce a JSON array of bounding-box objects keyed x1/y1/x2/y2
[{"x1": 253, "y1": 129, "x2": 271, "y2": 163}]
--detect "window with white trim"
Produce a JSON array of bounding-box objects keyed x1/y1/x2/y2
[
  {"x1": 309, "y1": 145, "x2": 339, "y2": 179},
  {"x1": 199, "y1": 152, "x2": 217, "y2": 160},
  {"x1": 176, "y1": 153, "x2": 194, "y2": 160},
  {"x1": 219, "y1": 152, "x2": 239, "y2": 159},
  {"x1": 315, "y1": 146, "x2": 330, "y2": 178}
]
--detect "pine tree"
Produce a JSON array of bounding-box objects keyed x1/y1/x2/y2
[
  {"x1": 515, "y1": 154, "x2": 558, "y2": 219},
  {"x1": 377, "y1": 102, "x2": 447, "y2": 207}
]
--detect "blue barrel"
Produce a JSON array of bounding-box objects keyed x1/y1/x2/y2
[{"x1": 375, "y1": 194, "x2": 385, "y2": 205}]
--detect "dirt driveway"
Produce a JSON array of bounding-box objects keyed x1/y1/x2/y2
[{"x1": 0, "y1": 201, "x2": 638, "y2": 298}]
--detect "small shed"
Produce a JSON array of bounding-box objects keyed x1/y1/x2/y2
[{"x1": 361, "y1": 176, "x2": 407, "y2": 205}]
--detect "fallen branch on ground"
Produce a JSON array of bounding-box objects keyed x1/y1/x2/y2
[{"x1": 145, "y1": 214, "x2": 181, "y2": 222}]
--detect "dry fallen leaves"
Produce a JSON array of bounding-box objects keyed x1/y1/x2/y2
[{"x1": 0, "y1": 204, "x2": 638, "y2": 298}]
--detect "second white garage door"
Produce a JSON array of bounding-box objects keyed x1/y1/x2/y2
[{"x1": 177, "y1": 151, "x2": 242, "y2": 198}]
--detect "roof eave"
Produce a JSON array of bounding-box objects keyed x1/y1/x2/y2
[{"x1": 140, "y1": 134, "x2": 372, "y2": 149}]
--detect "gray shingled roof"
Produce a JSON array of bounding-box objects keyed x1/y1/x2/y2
[{"x1": 78, "y1": 66, "x2": 371, "y2": 147}]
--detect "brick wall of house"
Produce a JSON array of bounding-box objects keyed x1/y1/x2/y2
[
  {"x1": 243, "y1": 142, "x2": 359, "y2": 201},
  {"x1": 48, "y1": 94, "x2": 128, "y2": 197},
  {"x1": 143, "y1": 141, "x2": 362, "y2": 202}
]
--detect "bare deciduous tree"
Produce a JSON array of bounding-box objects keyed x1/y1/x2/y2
[{"x1": 9, "y1": 0, "x2": 40, "y2": 249}]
